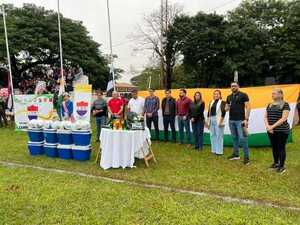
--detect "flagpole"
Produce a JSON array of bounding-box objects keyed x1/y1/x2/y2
[
  {"x1": 57, "y1": 0, "x2": 64, "y2": 81},
  {"x1": 2, "y1": 5, "x2": 14, "y2": 105},
  {"x1": 106, "y1": 0, "x2": 115, "y2": 91}
]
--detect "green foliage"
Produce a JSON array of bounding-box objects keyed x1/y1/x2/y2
[
  {"x1": 0, "y1": 4, "x2": 109, "y2": 90},
  {"x1": 131, "y1": 67, "x2": 161, "y2": 90},
  {"x1": 138, "y1": 0, "x2": 300, "y2": 88}
]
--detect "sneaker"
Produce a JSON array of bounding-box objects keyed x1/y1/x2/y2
[
  {"x1": 276, "y1": 167, "x2": 286, "y2": 174},
  {"x1": 228, "y1": 155, "x2": 240, "y2": 160},
  {"x1": 243, "y1": 158, "x2": 250, "y2": 165},
  {"x1": 269, "y1": 163, "x2": 279, "y2": 169}
]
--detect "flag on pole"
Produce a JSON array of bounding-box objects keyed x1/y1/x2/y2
[
  {"x1": 106, "y1": 64, "x2": 115, "y2": 96},
  {"x1": 7, "y1": 72, "x2": 13, "y2": 111},
  {"x1": 56, "y1": 70, "x2": 65, "y2": 120},
  {"x1": 1, "y1": 5, "x2": 14, "y2": 112}
]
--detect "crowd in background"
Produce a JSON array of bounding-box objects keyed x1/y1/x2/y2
[{"x1": 18, "y1": 65, "x2": 84, "y2": 94}]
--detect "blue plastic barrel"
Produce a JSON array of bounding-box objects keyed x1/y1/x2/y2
[
  {"x1": 44, "y1": 143, "x2": 58, "y2": 158},
  {"x1": 72, "y1": 145, "x2": 91, "y2": 161},
  {"x1": 57, "y1": 130, "x2": 73, "y2": 145},
  {"x1": 28, "y1": 128, "x2": 44, "y2": 142},
  {"x1": 44, "y1": 129, "x2": 58, "y2": 144},
  {"x1": 57, "y1": 144, "x2": 73, "y2": 160},
  {"x1": 72, "y1": 130, "x2": 91, "y2": 146},
  {"x1": 28, "y1": 141, "x2": 44, "y2": 156}
]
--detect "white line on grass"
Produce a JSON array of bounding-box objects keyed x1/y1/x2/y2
[{"x1": 1, "y1": 161, "x2": 300, "y2": 212}]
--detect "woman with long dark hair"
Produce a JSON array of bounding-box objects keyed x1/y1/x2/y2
[
  {"x1": 264, "y1": 88, "x2": 290, "y2": 174},
  {"x1": 190, "y1": 92, "x2": 205, "y2": 150},
  {"x1": 207, "y1": 90, "x2": 226, "y2": 155}
]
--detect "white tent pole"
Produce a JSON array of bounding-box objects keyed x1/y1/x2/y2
[
  {"x1": 57, "y1": 0, "x2": 64, "y2": 79},
  {"x1": 106, "y1": 0, "x2": 115, "y2": 91},
  {"x1": 2, "y1": 5, "x2": 14, "y2": 100}
]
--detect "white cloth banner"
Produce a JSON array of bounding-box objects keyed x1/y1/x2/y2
[
  {"x1": 100, "y1": 128, "x2": 151, "y2": 170},
  {"x1": 73, "y1": 84, "x2": 92, "y2": 122},
  {"x1": 14, "y1": 94, "x2": 54, "y2": 130}
]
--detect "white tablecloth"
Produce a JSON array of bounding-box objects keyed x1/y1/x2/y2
[{"x1": 100, "y1": 128, "x2": 151, "y2": 170}]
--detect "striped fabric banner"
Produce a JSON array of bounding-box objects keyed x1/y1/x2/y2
[{"x1": 139, "y1": 84, "x2": 300, "y2": 147}]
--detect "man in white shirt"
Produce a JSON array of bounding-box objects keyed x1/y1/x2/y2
[{"x1": 128, "y1": 90, "x2": 145, "y2": 116}]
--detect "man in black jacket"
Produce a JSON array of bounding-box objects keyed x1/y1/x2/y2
[{"x1": 162, "y1": 89, "x2": 176, "y2": 142}]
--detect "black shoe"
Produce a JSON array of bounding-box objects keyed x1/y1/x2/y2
[
  {"x1": 243, "y1": 158, "x2": 250, "y2": 165},
  {"x1": 228, "y1": 154, "x2": 240, "y2": 160},
  {"x1": 276, "y1": 167, "x2": 286, "y2": 174},
  {"x1": 269, "y1": 163, "x2": 279, "y2": 169}
]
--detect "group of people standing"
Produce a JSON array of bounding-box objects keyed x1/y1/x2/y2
[
  {"x1": 92, "y1": 82, "x2": 292, "y2": 174},
  {"x1": 142, "y1": 83, "x2": 250, "y2": 164}
]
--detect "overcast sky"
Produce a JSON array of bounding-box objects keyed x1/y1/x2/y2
[{"x1": 5, "y1": 0, "x2": 242, "y2": 82}]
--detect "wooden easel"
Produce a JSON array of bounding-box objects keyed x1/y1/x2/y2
[
  {"x1": 95, "y1": 145, "x2": 101, "y2": 165},
  {"x1": 141, "y1": 139, "x2": 157, "y2": 168}
]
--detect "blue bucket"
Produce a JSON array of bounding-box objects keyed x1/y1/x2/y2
[
  {"x1": 44, "y1": 143, "x2": 58, "y2": 158},
  {"x1": 57, "y1": 130, "x2": 73, "y2": 145},
  {"x1": 28, "y1": 129, "x2": 44, "y2": 142},
  {"x1": 28, "y1": 141, "x2": 44, "y2": 156},
  {"x1": 44, "y1": 129, "x2": 58, "y2": 144},
  {"x1": 72, "y1": 145, "x2": 92, "y2": 161},
  {"x1": 57, "y1": 144, "x2": 73, "y2": 160},
  {"x1": 72, "y1": 130, "x2": 91, "y2": 146}
]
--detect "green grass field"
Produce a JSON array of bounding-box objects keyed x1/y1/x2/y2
[{"x1": 0, "y1": 124, "x2": 300, "y2": 224}]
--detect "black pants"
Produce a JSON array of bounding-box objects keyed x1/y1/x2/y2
[
  {"x1": 146, "y1": 116, "x2": 160, "y2": 140},
  {"x1": 163, "y1": 115, "x2": 176, "y2": 142},
  {"x1": 268, "y1": 131, "x2": 289, "y2": 168},
  {"x1": 0, "y1": 109, "x2": 7, "y2": 126}
]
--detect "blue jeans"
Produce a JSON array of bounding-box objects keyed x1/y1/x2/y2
[
  {"x1": 96, "y1": 116, "x2": 107, "y2": 141},
  {"x1": 163, "y1": 116, "x2": 176, "y2": 142},
  {"x1": 209, "y1": 116, "x2": 224, "y2": 154},
  {"x1": 192, "y1": 120, "x2": 204, "y2": 150},
  {"x1": 229, "y1": 120, "x2": 249, "y2": 158},
  {"x1": 178, "y1": 116, "x2": 192, "y2": 144}
]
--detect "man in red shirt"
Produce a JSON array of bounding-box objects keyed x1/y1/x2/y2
[
  {"x1": 176, "y1": 89, "x2": 192, "y2": 146},
  {"x1": 108, "y1": 91, "x2": 124, "y2": 118}
]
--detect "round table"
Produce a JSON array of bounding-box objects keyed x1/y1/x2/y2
[{"x1": 99, "y1": 128, "x2": 151, "y2": 170}]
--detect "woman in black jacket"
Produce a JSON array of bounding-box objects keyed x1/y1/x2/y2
[{"x1": 190, "y1": 92, "x2": 205, "y2": 150}]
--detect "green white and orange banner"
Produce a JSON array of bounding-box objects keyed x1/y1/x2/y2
[{"x1": 139, "y1": 84, "x2": 300, "y2": 146}]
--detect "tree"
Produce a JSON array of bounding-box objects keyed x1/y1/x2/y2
[
  {"x1": 133, "y1": 2, "x2": 183, "y2": 89},
  {"x1": 168, "y1": 12, "x2": 229, "y2": 87},
  {"x1": 165, "y1": 0, "x2": 300, "y2": 88},
  {"x1": 0, "y1": 4, "x2": 109, "y2": 90},
  {"x1": 130, "y1": 67, "x2": 161, "y2": 90},
  {"x1": 227, "y1": 0, "x2": 299, "y2": 84}
]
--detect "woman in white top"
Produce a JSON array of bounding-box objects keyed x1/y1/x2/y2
[{"x1": 207, "y1": 90, "x2": 227, "y2": 155}]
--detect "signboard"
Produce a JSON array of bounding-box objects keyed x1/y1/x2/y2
[
  {"x1": 73, "y1": 84, "x2": 92, "y2": 122},
  {"x1": 14, "y1": 94, "x2": 54, "y2": 130}
]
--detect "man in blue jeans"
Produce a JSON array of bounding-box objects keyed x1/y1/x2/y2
[
  {"x1": 92, "y1": 91, "x2": 107, "y2": 142},
  {"x1": 176, "y1": 89, "x2": 192, "y2": 146},
  {"x1": 226, "y1": 82, "x2": 251, "y2": 165}
]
